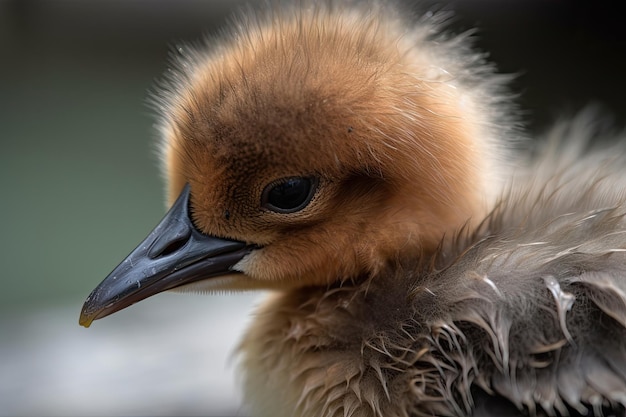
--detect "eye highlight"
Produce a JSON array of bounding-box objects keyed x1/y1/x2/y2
[{"x1": 261, "y1": 177, "x2": 318, "y2": 214}]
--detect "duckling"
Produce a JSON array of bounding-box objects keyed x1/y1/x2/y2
[{"x1": 80, "y1": 2, "x2": 626, "y2": 416}]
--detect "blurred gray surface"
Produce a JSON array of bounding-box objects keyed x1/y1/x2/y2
[
  {"x1": 1, "y1": 293, "x2": 258, "y2": 416},
  {"x1": 0, "y1": 0, "x2": 624, "y2": 416}
]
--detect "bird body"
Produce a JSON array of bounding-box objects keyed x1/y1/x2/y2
[
  {"x1": 240, "y1": 128, "x2": 626, "y2": 416},
  {"x1": 80, "y1": 2, "x2": 626, "y2": 416}
]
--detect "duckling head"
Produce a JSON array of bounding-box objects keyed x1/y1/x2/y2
[{"x1": 80, "y1": 3, "x2": 513, "y2": 326}]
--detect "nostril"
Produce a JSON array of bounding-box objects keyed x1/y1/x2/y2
[
  {"x1": 148, "y1": 223, "x2": 192, "y2": 259},
  {"x1": 158, "y1": 237, "x2": 188, "y2": 257}
]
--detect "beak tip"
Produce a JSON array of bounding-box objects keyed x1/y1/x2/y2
[
  {"x1": 79, "y1": 303, "x2": 97, "y2": 328},
  {"x1": 79, "y1": 315, "x2": 94, "y2": 328}
]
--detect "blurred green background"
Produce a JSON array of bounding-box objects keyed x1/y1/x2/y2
[{"x1": 0, "y1": 0, "x2": 624, "y2": 416}]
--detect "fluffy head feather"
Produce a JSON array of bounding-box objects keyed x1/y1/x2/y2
[{"x1": 151, "y1": 2, "x2": 518, "y2": 289}]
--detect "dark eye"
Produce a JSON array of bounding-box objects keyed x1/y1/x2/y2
[{"x1": 261, "y1": 176, "x2": 318, "y2": 214}]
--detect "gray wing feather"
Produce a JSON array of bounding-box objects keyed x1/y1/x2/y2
[{"x1": 412, "y1": 116, "x2": 626, "y2": 416}]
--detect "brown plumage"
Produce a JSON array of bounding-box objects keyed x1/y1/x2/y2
[{"x1": 80, "y1": 2, "x2": 626, "y2": 416}]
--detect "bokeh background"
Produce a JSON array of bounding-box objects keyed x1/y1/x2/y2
[{"x1": 1, "y1": 0, "x2": 625, "y2": 416}]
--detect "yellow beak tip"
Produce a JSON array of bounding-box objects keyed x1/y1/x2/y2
[{"x1": 78, "y1": 313, "x2": 94, "y2": 328}]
